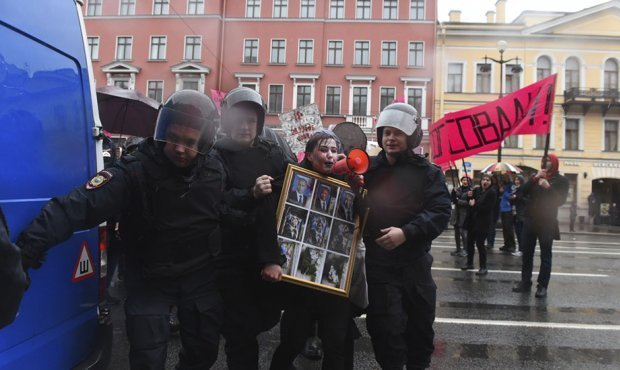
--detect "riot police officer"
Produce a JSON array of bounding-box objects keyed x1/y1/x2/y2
[
  {"x1": 214, "y1": 87, "x2": 292, "y2": 370},
  {"x1": 363, "y1": 103, "x2": 451, "y2": 370},
  {"x1": 17, "y1": 90, "x2": 225, "y2": 370}
]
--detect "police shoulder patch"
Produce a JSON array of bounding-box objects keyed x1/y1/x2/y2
[{"x1": 85, "y1": 170, "x2": 113, "y2": 190}]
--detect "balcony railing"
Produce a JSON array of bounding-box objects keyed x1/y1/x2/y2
[{"x1": 564, "y1": 87, "x2": 619, "y2": 101}]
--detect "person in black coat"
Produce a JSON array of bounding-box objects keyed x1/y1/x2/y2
[
  {"x1": 461, "y1": 173, "x2": 497, "y2": 275},
  {"x1": 450, "y1": 176, "x2": 471, "y2": 257},
  {"x1": 510, "y1": 175, "x2": 527, "y2": 256}
]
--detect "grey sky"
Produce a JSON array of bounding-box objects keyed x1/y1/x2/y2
[{"x1": 438, "y1": 0, "x2": 610, "y2": 22}]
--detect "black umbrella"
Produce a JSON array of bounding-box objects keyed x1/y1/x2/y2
[
  {"x1": 96, "y1": 86, "x2": 161, "y2": 137},
  {"x1": 0, "y1": 207, "x2": 28, "y2": 329}
]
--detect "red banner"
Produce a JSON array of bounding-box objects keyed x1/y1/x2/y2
[{"x1": 430, "y1": 74, "x2": 557, "y2": 166}]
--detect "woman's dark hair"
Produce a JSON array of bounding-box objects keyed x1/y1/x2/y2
[
  {"x1": 300, "y1": 129, "x2": 343, "y2": 167},
  {"x1": 480, "y1": 173, "x2": 494, "y2": 185}
]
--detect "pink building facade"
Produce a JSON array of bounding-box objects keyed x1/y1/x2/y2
[{"x1": 84, "y1": 0, "x2": 437, "y2": 147}]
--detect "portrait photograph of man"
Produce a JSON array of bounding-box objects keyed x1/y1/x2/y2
[
  {"x1": 287, "y1": 174, "x2": 314, "y2": 208},
  {"x1": 312, "y1": 183, "x2": 337, "y2": 215},
  {"x1": 303, "y1": 212, "x2": 331, "y2": 249},
  {"x1": 279, "y1": 205, "x2": 308, "y2": 241},
  {"x1": 336, "y1": 190, "x2": 355, "y2": 222},
  {"x1": 328, "y1": 220, "x2": 354, "y2": 255}
]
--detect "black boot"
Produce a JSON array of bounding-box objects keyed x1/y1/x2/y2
[
  {"x1": 512, "y1": 281, "x2": 532, "y2": 293},
  {"x1": 535, "y1": 285, "x2": 547, "y2": 298}
]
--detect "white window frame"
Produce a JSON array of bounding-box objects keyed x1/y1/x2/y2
[
  {"x1": 273, "y1": 0, "x2": 288, "y2": 18},
  {"x1": 329, "y1": 0, "x2": 345, "y2": 19},
  {"x1": 503, "y1": 63, "x2": 522, "y2": 94},
  {"x1": 379, "y1": 86, "x2": 396, "y2": 112},
  {"x1": 563, "y1": 56, "x2": 584, "y2": 92},
  {"x1": 149, "y1": 35, "x2": 167, "y2": 60},
  {"x1": 356, "y1": 0, "x2": 372, "y2": 20},
  {"x1": 446, "y1": 61, "x2": 466, "y2": 93},
  {"x1": 602, "y1": 57, "x2": 619, "y2": 90},
  {"x1": 180, "y1": 77, "x2": 201, "y2": 92},
  {"x1": 268, "y1": 84, "x2": 285, "y2": 113},
  {"x1": 401, "y1": 77, "x2": 429, "y2": 120},
  {"x1": 407, "y1": 41, "x2": 424, "y2": 67},
  {"x1": 184, "y1": 35, "x2": 202, "y2": 61},
  {"x1": 300, "y1": 0, "x2": 316, "y2": 18},
  {"x1": 535, "y1": 55, "x2": 553, "y2": 82},
  {"x1": 115, "y1": 36, "x2": 133, "y2": 61},
  {"x1": 325, "y1": 85, "x2": 342, "y2": 115},
  {"x1": 153, "y1": 0, "x2": 169, "y2": 15},
  {"x1": 119, "y1": 0, "x2": 136, "y2": 15},
  {"x1": 187, "y1": 0, "x2": 204, "y2": 15},
  {"x1": 146, "y1": 80, "x2": 165, "y2": 102},
  {"x1": 243, "y1": 38, "x2": 260, "y2": 64},
  {"x1": 326, "y1": 40, "x2": 344, "y2": 65},
  {"x1": 246, "y1": 0, "x2": 261, "y2": 18},
  {"x1": 293, "y1": 83, "x2": 314, "y2": 109},
  {"x1": 601, "y1": 117, "x2": 620, "y2": 152},
  {"x1": 473, "y1": 60, "x2": 494, "y2": 94},
  {"x1": 381, "y1": 40, "x2": 398, "y2": 67},
  {"x1": 563, "y1": 116, "x2": 583, "y2": 151},
  {"x1": 87, "y1": 36, "x2": 100, "y2": 61},
  {"x1": 270, "y1": 39, "x2": 287, "y2": 64},
  {"x1": 383, "y1": 0, "x2": 398, "y2": 20},
  {"x1": 298, "y1": 39, "x2": 314, "y2": 65},
  {"x1": 87, "y1": 0, "x2": 103, "y2": 16},
  {"x1": 349, "y1": 84, "x2": 371, "y2": 116},
  {"x1": 354, "y1": 40, "x2": 371, "y2": 66},
  {"x1": 409, "y1": 0, "x2": 425, "y2": 20},
  {"x1": 112, "y1": 76, "x2": 131, "y2": 89}
]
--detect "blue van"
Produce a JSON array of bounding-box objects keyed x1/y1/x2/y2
[{"x1": 0, "y1": 1, "x2": 112, "y2": 369}]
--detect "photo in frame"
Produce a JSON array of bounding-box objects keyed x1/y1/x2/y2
[{"x1": 276, "y1": 164, "x2": 365, "y2": 297}]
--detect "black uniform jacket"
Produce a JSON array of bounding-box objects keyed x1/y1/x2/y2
[
  {"x1": 363, "y1": 151, "x2": 451, "y2": 269},
  {"x1": 17, "y1": 139, "x2": 226, "y2": 278},
  {"x1": 215, "y1": 136, "x2": 292, "y2": 267}
]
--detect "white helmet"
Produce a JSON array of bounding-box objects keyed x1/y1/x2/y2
[{"x1": 376, "y1": 103, "x2": 422, "y2": 149}]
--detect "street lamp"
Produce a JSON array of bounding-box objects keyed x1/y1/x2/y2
[{"x1": 480, "y1": 40, "x2": 523, "y2": 162}]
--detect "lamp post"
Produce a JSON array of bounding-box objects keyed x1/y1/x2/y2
[{"x1": 479, "y1": 40, "x2": 523, "y2": 162}]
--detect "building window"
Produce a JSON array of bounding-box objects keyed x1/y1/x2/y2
[
  {"x1": 504, "y1": 135, "x2": 519, "y2": 148},
  {"x1": 296, "y1": 85, "x2": 312, "y2": 108},
  {"x1": 535, "y1": 134, "x2": 546, "y2": 149},
  {"x1": 274, "y1": 0, "x2": 288, "y2": 18},
  {"x1": 87, "y1": 37, "x2": 100, "y2": 60},
  {"x1": 246, "y1": 0, "x2": 260, "y2": 17},
  {"x1": 565, "y1": 57, "x2": 580, "y2": 91},
  {"x1": 300, "y1": 0, "x2": 316, "y2": 18},
  {"x1": 326, "y1": 86, "x2": 341, "y2": 115},
  {"x1": 356, "y1": 0, "x2": 371, "y2": 19},
  {"x1": 407, "y1": 88, "x2": 422, "y2": 115},
  {"x1": 243, "y1": 39, "x2": 259, "y2": 64},
  {"x1": 383, "y1": 0, "x2": 398, "y2": 19},
  {"x1": 327, "y1": 40, "x2": 343, "y2": 65},
  {"x1": 447, "y1": 63, "x2": 463, "y2": 93},
  {"x1": 185, "y1": 36, "x2": 201, "y2": 60},
  {"x1": 329, "y1": 0, "x2": 344, "y2": 19},
  {"x1": 380, "y1": 87, "x2": 395, "y2": 111},
  {"x1": 537, "y1": 56, "x2": 552, "y2": 81},
  {"x1": 354, "y1": 41, "x2": 370, "y2": 66},
  {"x1": 114, "y1": 78, "x2": 130, "y2": 89},
  {"x1": 270, "y1": 39, "x2": 286, "y2": 64},
  {"x1": 188, "y1": 0, "x2": 204, "y2": 15},
  {"x1": 604, "y1": 59, "x2": 618, "y2": 91},
  {"x1": 505, "y1": 65, "x2": 520, "y2": 93},
  {"x1": 410, "y1": 0, "x2": 424, "y2": 20},
  {"x1": 298, "y1": 40, "x2": 314, "y2": 64},
  {"x1": 153, "y1": 0, "x2": 169, "y2": 15},
  {"x1": 605, "y1": 120, "x2": 619, "y2": 152},
  {"x1": 150, "y1": 36, "x2": 167, "y2": 60},
  {"x1": 352, "y1": 87, "x2": 368, "y2": 116},
  {"x1": 408, "y1": 42, "x2": 423, "y2": 67},
  {"x1": 120, "y1": 0, "x2": 136, "y2": 15},
  {"x1": 240, "y1": 83, "x2": 257, "y2": 90},
  {"x1": 381, "y1": 41, "x2": 397, "y2": 66},
  {"x1": 116, "y1": 37, "x2": 133, "y2": 60},
  {"x1": 182, "y1": 79, "x2": 199, "y2": 91},
  {"x1": 147, "y1": 81, "x2": 164, "y2": 102},
  {"x1": 564, "y1": 118, "x2": 579, "y2": 150},
  {"x1": 87, "y1": 0, "x2": 102, "y2": 16},
  {"x1": 268, "y1": 85, "x2": 284, "y2": 113},
  {"x1": 476, "y1": 63, "x2": 491, "y2": 93}
]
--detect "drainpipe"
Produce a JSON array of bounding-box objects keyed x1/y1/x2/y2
[{"x1": 217, "y1": 0, "x2": 227, "y2": 90}]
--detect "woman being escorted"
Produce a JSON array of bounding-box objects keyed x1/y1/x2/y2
[
  {"x1": 461, "y1": 174, "x2": 497, "y2": 275},
  {"x1": 362, "y1": 103, "x2": 451, "y2": 370}
]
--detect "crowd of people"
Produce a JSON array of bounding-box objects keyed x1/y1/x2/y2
[
  {"x1": 13, "y1": 89, "x2": 452, "y2": 370},
  {"x1": 450, "y1": 157, "x2": 569, "y2": 298}
]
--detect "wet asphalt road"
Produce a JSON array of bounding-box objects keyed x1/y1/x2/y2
[{"x1": 108, "y1": 229, "x2": 620, "y2": 369}]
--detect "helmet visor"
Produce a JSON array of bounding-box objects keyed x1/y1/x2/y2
[{"x1": 154, "y1": 106, "x2": 212, "y2": 154}]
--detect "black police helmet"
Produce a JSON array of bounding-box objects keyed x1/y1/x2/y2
[{"x1": 220, "y1": 87, "x2": 266, "y2": 135}]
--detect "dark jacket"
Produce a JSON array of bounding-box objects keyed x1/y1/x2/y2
[
  {"x1": 510, "y1": 185, "x2": 527, "y2": 220},
  {"x1": 215, "y1": 136, "x2": 292, "y2": 267},
  {"x1": 465, "y1": 186, "x2": 497, "y2": 234},
  {"x1": 522, "y1": 172, "x2": 569, "y2": 236},
  {"x1": 17, "y1": 139, "x2": 226, "y2": 278},
  {"x1": 450, "y1": 185, "x2": 471, "y2": 228},
  {"x1": 363, "y1": 151, "x2": 451, "y2": 271}
]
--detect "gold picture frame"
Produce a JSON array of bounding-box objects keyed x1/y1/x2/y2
[{"x1": 276, "y1": 164, "x2": 364, "y2": 297}]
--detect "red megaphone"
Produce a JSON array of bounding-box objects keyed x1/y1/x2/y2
[{"x1": 332, "y1": 148, "x2": 370, "y2": 175}]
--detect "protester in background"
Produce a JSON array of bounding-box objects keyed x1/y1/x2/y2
[
  {"x1": 362, "y1": 103, "x2": 451, "y2": 370},
  {"x1": 450, "y1": 176, "x2": 471, "y2": 257},
  {"x1": 510, "y1": 175, "x2": 527, "y2": 257},
  {"x1": 512, "y1": 154, "x2": 569, "y2": 298},
  {"x1": 485, "y1": 175, "x2": 501, "y2": 250},
  {"x1": 270, "y1": 130, "x2": 367, "y2": 370},
  {"x1": 499, "y1": 175, "x2": 517, "y2": 254},
  {"x1": 461, "y1": 174, "x2": 497, "y2": 275}
]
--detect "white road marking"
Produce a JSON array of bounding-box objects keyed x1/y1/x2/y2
[
  {"x1": 431, "y1": 267, "x2": 608, "y2": 278},
  {"x1": 432, "y1": 244, "x2": 620, "y2": 256},
  {"x1": 436, "y1": 235, "x2": 620, "y2": 247}
]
